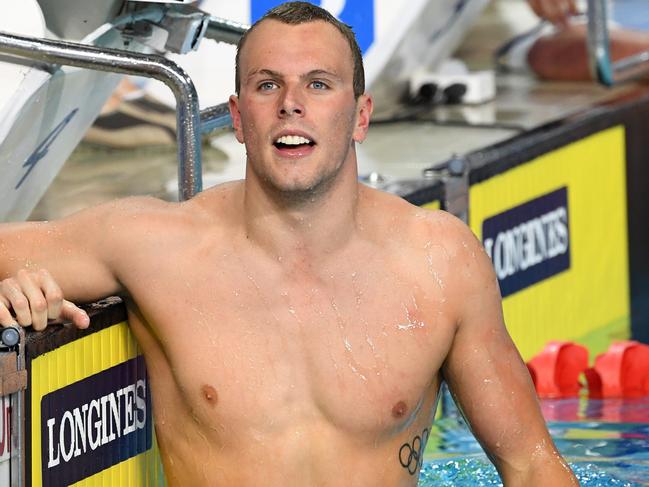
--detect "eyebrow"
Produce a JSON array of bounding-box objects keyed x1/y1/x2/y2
[{"x1": 246, "y1": 68, "x2": 342, "y2": 83}]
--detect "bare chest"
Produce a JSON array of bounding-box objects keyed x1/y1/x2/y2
[{"x1": 125, "y1": 251, "x2": 455, "y2": 441}]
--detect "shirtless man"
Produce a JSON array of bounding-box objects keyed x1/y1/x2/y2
[{"x1": 0, "y1": 2, "x2": 576, "y2": 486}]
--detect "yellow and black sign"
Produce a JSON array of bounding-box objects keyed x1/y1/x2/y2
[
  {"x1": 28, "y1": 319, "x2": 166, "y2": 486},
  {"x1": 469, "y1": 126, "x2": 630, "y2": 360}
]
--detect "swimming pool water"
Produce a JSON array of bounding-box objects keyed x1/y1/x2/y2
[{"x1": 420, "y1": 394, "x2": 649, "y2": 486}]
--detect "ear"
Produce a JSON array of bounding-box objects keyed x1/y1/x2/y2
[
  {"x1": 229, "y1": 94, "x2": 245, "y2": 144},
  {"x1": 352, "y1": 94, "x2": 373, "y2": 143}
]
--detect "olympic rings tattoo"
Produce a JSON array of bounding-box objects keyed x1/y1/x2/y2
[{"x1": 398, "y1": 428, "x2": 430, "y2": 475}]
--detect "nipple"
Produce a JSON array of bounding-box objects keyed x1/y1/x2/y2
[
  {"x1": 392, "y1": 401, "x2": 408, "y2": 419},
  {"x1": 202, "y1": 385, "x2": 218, "y2": 407}
]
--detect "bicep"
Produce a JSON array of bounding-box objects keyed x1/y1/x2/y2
[
  {"x1": 441, "y1": 238, "x2": 552, "y2": 475},
  {"x1": 0, "y1": 212, "x2": 122, "y2": 303}
]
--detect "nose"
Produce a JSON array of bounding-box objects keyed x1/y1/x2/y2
[{"x1": 278, "y1": 85, "x2": 304, "y2": 118}]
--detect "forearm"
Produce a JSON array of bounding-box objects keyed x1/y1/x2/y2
[
  {"x1": 0, "y1": 222, "x2": 50, "y2": 277},
  {"x1": 0, "y1": 221, "x2": 113, "y2": 329},
  {"x1": 0, "y1": 221, "x2": 121, "y2": 303},
  {"x1": 498, "y1": 445, "x2": 578, "y2": 486}
]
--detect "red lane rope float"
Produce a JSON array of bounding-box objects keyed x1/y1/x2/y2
[
  {"x1": 526, "y1": 341, "x2": 589, "y2": 399},
  {"x1": 585, "y1": 340, "x2": 649, "y2": 399}
]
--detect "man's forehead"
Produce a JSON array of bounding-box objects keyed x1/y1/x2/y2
[{"x1": 240, "y1": 19, "x2": 352, "y2": 71}]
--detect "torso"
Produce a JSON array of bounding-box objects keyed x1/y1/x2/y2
[{"x1": 113, "y1": 183, "x2": 461, "y2": 486}]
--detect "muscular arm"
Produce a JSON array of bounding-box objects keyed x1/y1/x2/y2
[
  {"x1": 439, "y1": 219, "x2": 577, "y2": 485},
  {"x1": 0, "y1": 197, "x2": 161, "y2": 329},
  {"x1": 0, "y1": 212, "x2": 121, "y2": 298}
]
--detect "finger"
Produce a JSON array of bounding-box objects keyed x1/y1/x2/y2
[
  {"x1": 1, "y1": 279, "x2": 32, "y2": 326},
  {"x1": 534, "y1": 0, "x2": 568, "y2": 25},
  {"x1": 555, "y1": 0, "x2": 578, "y2": 23},
  {"x1": 0, "y1": 301, "x2": 18, "y2": 327},
  {"x1": 543, "y1": 0, "x2": 564, "y2": 23},
  {"x1": 528, "y1": 0, "x2": 543, "y2": 19},
  {"x1": 38, "y1": 269, "x2": 64, "y2": 320},
  {"x1": 17, "y1": 270, "x2": 48, "y2": 331},
  {"x1": 60, "y1": 300, "x2": 90, "y2": 329},
  {"x1": 554, "y1": 0, "x2": 575, "y2": 26}
]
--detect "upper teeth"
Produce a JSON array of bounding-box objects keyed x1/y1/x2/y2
[{"x1": 276, "y1": 135, "x2": 312, "y2": 145}]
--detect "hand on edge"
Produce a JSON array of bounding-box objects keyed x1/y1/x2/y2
[{"x1": 0, "y1": 269, "x2": 89, "y2": 331}]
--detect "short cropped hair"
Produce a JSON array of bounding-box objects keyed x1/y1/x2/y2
[{"x1": 235, "y1": 1, "x2": 365, "y2": 99}]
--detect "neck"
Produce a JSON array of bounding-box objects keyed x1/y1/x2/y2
[{"x1": 241, "y1": 159, "x2": 360, "y2": 262}]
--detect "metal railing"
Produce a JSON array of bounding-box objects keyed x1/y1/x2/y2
[
  {"x1": 205, "y1": 16, "x2": 248, "y2": 45},
  {"x1": 587, "y1": 0, "x2": 649, "y2": 85},
  {"x1": 0, "y1": 31, "x2": 203, "y2": 200},
  {"x1": 0, "y1": 327, "x2": 26, "y2": 487},
  {"x1": 0, "y1": 9, "x2": 246, "y2": 201}
]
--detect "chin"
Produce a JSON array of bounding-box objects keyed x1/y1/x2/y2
[{"x1": 266, "y1": 173, "x2": 337, "y2": 203}]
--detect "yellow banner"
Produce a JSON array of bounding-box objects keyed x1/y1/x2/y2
[
  {"x1": 30, "y1": 322, "x2": 166, "y2": 486},
  {"x1": 469, "y1": 127, "x2": 630, "y2": 360}
]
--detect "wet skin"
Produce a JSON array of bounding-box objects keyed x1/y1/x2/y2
[
  {"x1": 0, "y1": 18, "x2": 577, "y2": 487},
  {"x1": 123, "y1": 184, "x2": 456, "y2": 486}
]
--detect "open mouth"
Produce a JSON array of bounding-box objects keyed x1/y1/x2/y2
[{"x1": 273, "y1": 135, "x2": 316, "y2": 153}]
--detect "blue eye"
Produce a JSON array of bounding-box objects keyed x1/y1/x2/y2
[
  {"x1": 310, "y1": 80, "x2": 328, "y2": 90},
  {"x1": 259, "y1": 81, "x2": 277, "y2": 91}
]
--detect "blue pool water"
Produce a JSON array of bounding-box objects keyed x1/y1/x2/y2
[{"x1": 420, "y1": 394, "x2": 649, "y2": 486}]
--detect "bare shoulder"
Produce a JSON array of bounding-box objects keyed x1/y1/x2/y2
[
  {"x1": 42, "y1": 182, "x2": 243, "y2": 268},
  {"x1": 50, "y1": 195, "x2": 185, "y2": 249},
  {"x1": 360, "y1": 185, "x2": 498, "y2": 309},
  {"x1": 360, "y1": 185, "x2": 482, "y2": 255},
  {"x1": 83, "y1": 181, "x2": 242, "y2": 238}
]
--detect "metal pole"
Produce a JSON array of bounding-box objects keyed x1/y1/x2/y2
[
  {"x1": 1, "y1": 326, "x2": 26, "y2": 487},
  {"x1": 0, "y1": 31, "x2": 202, "y2": 200},
  {"x1": 200, "y1": 102, "x2": 232, "y2": 134},
  {"x1": 587, "y1": 0, "x2": 649, "y2": 86},
  {"x1": 204, "y1": 17, "x2": 248, "y2": 45},
  {"x1": 587, "y1": 0, "x2": 613, "y2": 85},
  {"x1": 197, "y1": 16, "x2": 247, "y2": 134}
]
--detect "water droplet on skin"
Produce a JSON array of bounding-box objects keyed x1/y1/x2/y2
[
  {"x1": 349, "y1": 363, "x2": 367, "y2": 381},
  {"x1": 398, "y1": 303, "x2": 426, "y2": 330}
]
